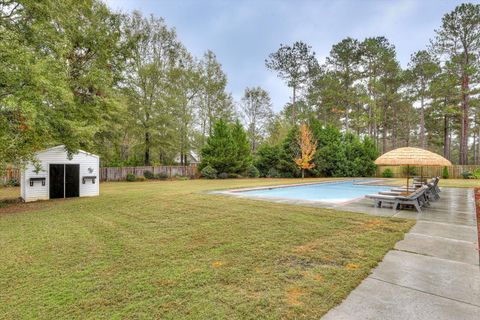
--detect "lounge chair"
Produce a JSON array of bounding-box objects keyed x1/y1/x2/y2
[
  {"x1": 387, "y1": 177, "x2": 440, "y2": 201},
  {"x1": 391, "y1": 177, "x2": 440, "y2": 200},
  {"x1": 366, "y1": 186, "x2": 428, "y2": 213}
]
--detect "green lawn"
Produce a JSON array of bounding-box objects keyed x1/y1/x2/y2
[{"x1": 0, "y1": 179, "x2": 414, "y2": 319}]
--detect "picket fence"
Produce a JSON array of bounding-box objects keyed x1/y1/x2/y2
[{"x1": 376, "y1": 165, "x2": 480, "y2": 179}]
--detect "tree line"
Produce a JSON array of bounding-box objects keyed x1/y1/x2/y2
[
  {"x1": 265, "y1": 3, "x2": 480, "y2": 165},
  {"x1": 1, "y1": 1, "x2": 479, "y2": 173}
]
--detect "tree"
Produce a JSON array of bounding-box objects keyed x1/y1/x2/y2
[
  {"x1": 0, "y1": 0, "x2": 125, "y2": 170},
  {"x1": 359, "y1": 37, "x2": 397, "y2": 145},
  {"x1": 295, "y1": 124, "x2": 317, "y2": 178},
  {"x1": 432, "y1": 3, "x2": 480, "y2": 164},
  {"x1": 122, "y1": 12, "x2": 182, "y2": 165},
  {"x1": 200, "y1": 119, "x2": 252, "y2": 175},
  {"x1": 326, "y1": 37, "x2": 362, "y2": 131},
  {"x1": 406, "y1": 50, "x2": 440, "y2": 148},
  {"x1": 230, "y1": 120, "x2": 252, "y2": 173},
  {"x1": 241, "y1": 87, "x2": 273, "y2": 153},
  {"x1": 265, "y1": 41, "x2": 317, "y2": 124},
  {"x1": 198, "y1": 50, "x2": 235, "y2": 143}
]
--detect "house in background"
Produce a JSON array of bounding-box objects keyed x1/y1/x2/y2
[
  {"x1": 174, "y1": 151, "x2": 200, "y2": 166},
  {"x1": 20, "y1": 145, "x2": 99, "y2": 202}
]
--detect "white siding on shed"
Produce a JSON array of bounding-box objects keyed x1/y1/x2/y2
[{"x1": 21, "y1": 146, "x2": 99, "y2": 202}]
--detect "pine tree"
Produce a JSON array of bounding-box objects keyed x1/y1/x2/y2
[{"x1": 230, "y1": 120, "x2": 252, "y2": 174}]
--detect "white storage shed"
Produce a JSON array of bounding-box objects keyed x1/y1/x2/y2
[{"x1": 20, "y1": 145, "x2": 100, "y2": 202}]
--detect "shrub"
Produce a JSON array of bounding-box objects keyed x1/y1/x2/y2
[
  {"x1": 201, "y1": 165, "x2": 217, "y2": 179},
  {"x1": 175, "y1": 175, "x2": 189, "y2": 181},
  {"x1": 227, "y1": 173, "x2": 241, "y2": 178},
  {"x1": 5, "y1": 178, "x2": 19, "y2": 187},
  {"x1": 136, "y1": 176, "x2": 145, "y2": 182},
  {"x1": 246, "y1": 165, "x2": 260, "y2": 178},
  {"x1": 143, "y1": 170, "x2": 155, "y2": 179},
  {"x1": 155, "y1": 172, "x2": 169, "y2": 180},
  {"x1": 267, "y1": 168, "x2": 279, "y2": 178},
  {"x1": 126, "y1": 173, "x2": 136, "y2": 182},
  {"x1": 472, "y1": 168, "x2": 480, "y2": 179},
  {"x1": 402, "y1": 166, "x2": 417, "y2": 177},
  {"x1": 218, "y1": 172, "x2": 229, "y2": 179},
  {"x1": 382, "y1": 168, "x2": 394, "y2": 178},
  {"x1": 442, "y1": 166, "x2": 449, "y2": 179},
  {"x1": 461, "y1": 171, "x2": 472, "y2": 179}
]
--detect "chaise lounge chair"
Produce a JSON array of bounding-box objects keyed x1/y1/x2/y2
[
  {"x1": 366, "y1": 186, "x2": 429, "y2": 213},
  {"x1": 390, "y1": 177, "x2": 440, "y2": 201}
]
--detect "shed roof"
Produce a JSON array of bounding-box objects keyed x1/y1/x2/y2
[{"x1": 36, "y1": 145, "x2": 99, "y2": 159}]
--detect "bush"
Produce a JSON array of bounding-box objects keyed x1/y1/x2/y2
[
  {"x1": 5, "y1": 178, "x2": 19, "y2": 187},
  {"x1": 402, "y1": 166, "x2": 417, "y2": 177},
  {"x1": 175, "y1": 175, "x2": 189, "y2": 181},
  {"x1": 126, "y1": 173, "x2": 136, "y2": 182},
  {"x1": 227, "y1": 173, "x2": 241, "y2": 178},
  {"x1": 461, "y1": 171, "x2": 473, "y2": 179},
  {"x1": 246, "y1": 165, "x2": 260, "y2": 178},
  {"x1": 472, "y1": 168, "x2": 480, "y2": 179},
  {"x1": 136, "y1": 176, "x2": 145, "y2": 181},
  {"x1": 143, "y1": 170, "x2": 155, "y2": 179},
  {"x1": 155, "y1": 172, "x2": 169, "y2": 180},
  {"x1": 267, "y1": 168, "x2": 279, "y2": 178},
  {"x1": 201, "y1": 165, "x2": 217, "y2": 179},
  {"x1": 218, "y1": 172, "x2": 229, "y2": 179},
  {"x1": 442, "y1": 166, "x2": 449, "y2": 179},
  {"x1": 382, "y1": 168, "x2": 394, "y2": 178}
]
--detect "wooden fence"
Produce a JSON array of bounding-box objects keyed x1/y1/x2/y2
[
  {"x1": 0, "y1": 168, "x2": 20, "y2": 185},
  {"x1": 2, "y1": 164, "x2": 479, "y2": 184},
  {"x1": 376, "y1": 165, "x2": 480, "y2": 179},
  {"x1": 99, "y1": 165, "x2": 198, "y2": 181}
]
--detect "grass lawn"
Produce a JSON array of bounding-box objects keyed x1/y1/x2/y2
[{"x1": 0, "y1": 178, "x2": 414, "y2": 319}]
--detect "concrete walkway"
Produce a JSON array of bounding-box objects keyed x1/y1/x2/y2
[{"x1": 323, "y1": 187, "x2": 480, "y2": 320}]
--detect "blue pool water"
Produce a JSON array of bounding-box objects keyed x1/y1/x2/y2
[{"x1": 238, "y1": 180, "x2": 391, "y2": 203}]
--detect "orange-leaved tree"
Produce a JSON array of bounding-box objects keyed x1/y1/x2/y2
[{"x1": 295, "y1": 124, "x2": 317, "y2": 178}]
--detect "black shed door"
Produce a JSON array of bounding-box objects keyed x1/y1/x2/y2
[
  {"x1": 49, "y1": 164, "x2": 65, "y2": 199},
  {"x1": 65, "y1": 164, "x2": 80, "y2": 198}
]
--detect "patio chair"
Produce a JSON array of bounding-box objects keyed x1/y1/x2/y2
[
  {"x1": 380, "y1": 181, "x2": 438, "y2": 203},
  {"x1": 366, "y1": 186, "x2": 428, "y2": 213},
  {"x1": 391, "y1": 177, "x2": 440, "y2": 198}
]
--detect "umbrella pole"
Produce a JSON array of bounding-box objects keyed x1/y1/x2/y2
[
  {"x1": 421, "y1": 166, "x2": 424, "y2": 185},
  {"x1": 407, "y1": 165, "x2": 410, "y2": 192}
]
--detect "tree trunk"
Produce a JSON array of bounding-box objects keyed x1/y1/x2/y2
[
  {"x1": 292, "y1": 85, "x2": 296, "y2": 125},
  {"x1": 382, "y1": 104, "x2": 387, "y2": 154},
  {"x1": 443, "y1": 115, "x2": 450, "y2": 160},
  {"x1": 459, "y1": 57, "x2": 469, "y2": 165},
  {"x1": 419, "y1": 96, "x2": 426, "y2": 149},
  {"x1": 144, "y1": 131, "x2": 150, "y2": 166},
  {"x1": 392, "y1": 104, "x2": 397, "y2": 149},
  {"x1": 301, "y1": 168, "x2": 304, "y2": 179}
]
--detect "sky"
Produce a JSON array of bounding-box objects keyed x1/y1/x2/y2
[{"x1": 104, "y1": 0, "x2": 470, "y2": 111}]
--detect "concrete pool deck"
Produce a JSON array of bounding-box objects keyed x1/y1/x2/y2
[
  {"x1": 322, "y1": 187, "x2": 480, "y2": 320},
  {"x1": 216, "y1": 183, "x2": 479, "y2": 319}
]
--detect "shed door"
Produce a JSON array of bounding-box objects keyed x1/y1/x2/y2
[
  {"x1": 65, "y1": 164, "x2": 79, "y2": 198},
  {"x1": 49, "y1": 164, "x2": 65, "y2": 199}
]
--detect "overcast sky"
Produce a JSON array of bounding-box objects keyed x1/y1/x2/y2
[{"x1": 104, "y1": 0, "x2": 468, "y2": 111}]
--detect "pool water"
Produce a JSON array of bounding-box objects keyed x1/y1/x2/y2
[{"x1": 238, "y1": 180, "x2": 391, "y2": 203}]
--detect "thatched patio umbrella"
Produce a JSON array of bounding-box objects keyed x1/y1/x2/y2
[{"x1": 375, "y1": 147, "x2": 452, "y2": 190}]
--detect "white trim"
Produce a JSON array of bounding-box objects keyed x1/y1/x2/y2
[{"x1": 36, "y1": 145, "x2": 100, "y2": 159}]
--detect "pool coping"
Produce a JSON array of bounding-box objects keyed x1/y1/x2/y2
[{"x1": 210, "y1": 179, "x2": 390, "y2": 206}]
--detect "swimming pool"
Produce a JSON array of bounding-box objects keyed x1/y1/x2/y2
[{"x1": 236, "y1": 180, "x2": 391, "y2": 203}]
